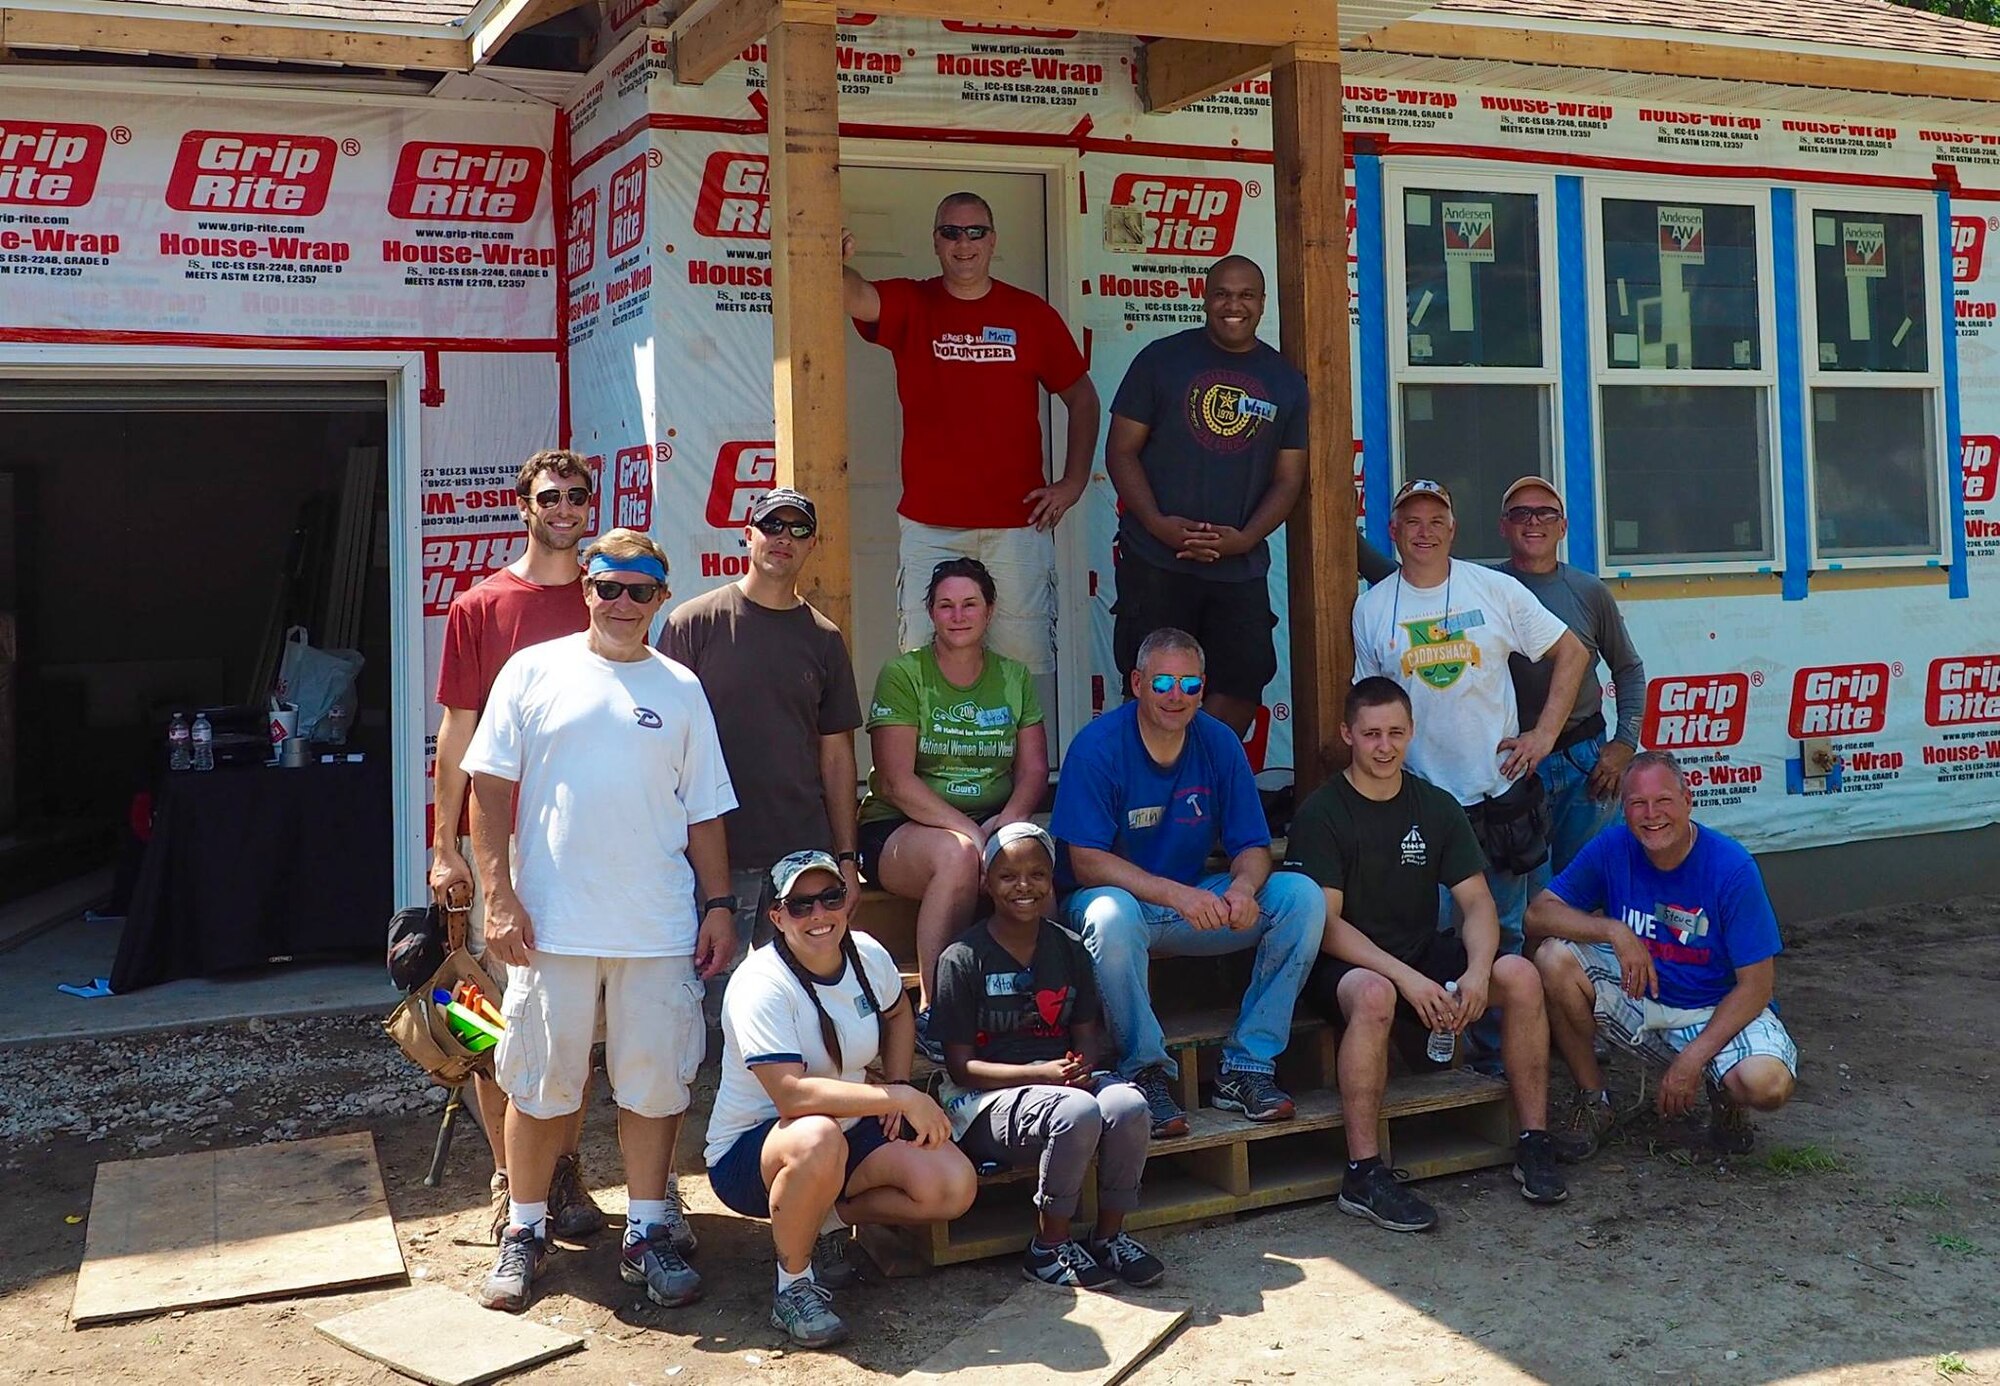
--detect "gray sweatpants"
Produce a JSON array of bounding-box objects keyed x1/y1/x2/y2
[{"x1": 958, "y1": 1080, "x2": 1150, "y2": 1219}]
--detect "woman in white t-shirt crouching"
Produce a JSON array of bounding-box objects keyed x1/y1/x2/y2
[{"x1": 706, "y1": 849, "x2": 976, "y2": 1349}]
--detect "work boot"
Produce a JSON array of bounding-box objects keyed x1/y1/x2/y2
[
  {"x1": 548, "y1": 1152, "x2": 607, "y2": 1240},
  {"x1": 485, "y1": 1170, "x2": 509, "y2": 1245},
  {"x1": 1708, "y1": 1080, "x2": 1756, "y2": 1155}
]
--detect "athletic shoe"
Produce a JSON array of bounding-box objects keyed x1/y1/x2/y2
[
  {"x1": 548, "y1": 1152, "x2": 606, "y2": 1240},
  {"x1": 1132, "y1": 1065, "x2": 1189, "y2": 1138},
  {"x1": 485, "y1": 1170, "x2": 510, "y2": 1245},
  {"x1": 811, "y1": 1228, "x2": 858, "y2": 1290},
  {"x1": 478, "y1": 1225, "x2": 547, "y2": 1312},
  {"x1": 1513, "y1": 1130, "x2": 1569, "y2": 1204},
  {"x1": 1337, "y1": 1164, "x2": 1438, "y2": 1233},
  {"x1": 1559, "y1": 1089, "x2": 1617, "y2": 1162},
  {"x1": 913, "y1": 1008, "x2": 945, "y2": 1064},
  {"x1": 1089, "y1": 1231, "x2": 1165, "y2": 1288},
  {"x1": 660, "y1": 1181, "x2": 698, "y2": 1255},
  {"x1": 1212, "y1": 1069, "x2": 1296, "y2": 1123},
  {"x1": 1022, "y1": 1239, "x2": 1117, "y2": 1290},
  {"x1": 771, "y1": 1278, "x2": 849, "y2": 1349},
  {"x1": 1707, "y1": 1080, "x2": 1756, "y2": 1155},
  {"x1": 620, "y1": 1224, "x2": 704, "y2": 1307}
]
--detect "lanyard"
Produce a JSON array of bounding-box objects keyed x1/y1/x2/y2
[{"x1": 1387, "y1": 561, "x2": 1452, "y2": 664}]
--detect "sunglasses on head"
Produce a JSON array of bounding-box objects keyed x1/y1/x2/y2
[
  {"x1": 753, "y1": 516, "x2": 816, "y2": 539},
  {"x1": 781, "y1": 884, "x2": 848, "y2": 918},
  {"x1": 1504, "y1": 506, "x2": 1563, "y2": 525},
  {"x1": 1149, "y1": 674, "x2": 1205, "y2": 696},
  {"x1": 588, "y1": 578, "x2": 662, "y2": 603},
  {"x1": 530, "y1": 486, "x2": 592, "y2": 509},
  {"x1": 934, "y1": 224, "x2": 992, "y2": 241}
]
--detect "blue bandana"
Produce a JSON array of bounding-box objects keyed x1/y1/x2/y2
[{"x1": 586, "y1": 552, "x2": 667, "y2": 582}]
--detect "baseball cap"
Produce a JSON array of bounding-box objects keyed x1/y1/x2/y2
[
  {"x1": 1500, "y1": 475, "x2": 1564, "y2": 515},
  {"x1": 770, "y1": 848, "x2": 841, "y2": 899},
  {"x1": 749, "y1": 488, "x2": 817, "y2": 526},
  {"x1": 1391, "y1": 478, "x2": 1453, "y2": 513},
  {"x1": 981, "y1": 820, "x2": 1056, "y2": 872}
]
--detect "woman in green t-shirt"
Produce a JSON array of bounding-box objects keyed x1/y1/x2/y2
[{"x1": 857, "y1": 558, "x2": 1047, "y2": 1051}]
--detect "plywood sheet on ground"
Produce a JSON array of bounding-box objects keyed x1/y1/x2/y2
[
  {"x1": 909, "y1": 1283, "x2": 1190, "y2": 1386},
  {"x1": 315, "y1": 1285, "x2": 584, "y2": 1385},
  {"x1": 71, "y1": 1131, "x2": 405, "y2": 1326}
]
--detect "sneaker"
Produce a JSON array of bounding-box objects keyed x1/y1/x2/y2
[
  {"x1": 1707, "y1": 1080, "x2": 1756, "y2": 1155},
  {"x1": 771, "y1": 1277, "x2": 849, "y2": 1349},
  {"x1": 548, "y1": 1152, "x2": 607, "y2": 1241},
  {"x1": 1089, "y1": 1231, "x2": 1164, "y2": 1288},
  {"x1": 1337, "y1": 1164, "x2": 1438, "y2": 1233},
  {"x1": 620, "y1": 1224, "x2": 704, "y2": 1307},
  {"x1": 913, "y1": 1008, "x2": 945, "y2": 1064},
  {"x1": 1022, "y1": 1238, "x2": 1117, "y2": 1291},
  {"x1": 478, "y1": 1225, "x2": 546, "y2": 1312},
  {"x1": 1132, "y1": 1065, "x2": 1189, "y2": 1139},
  {"x1": 1513, "y1": 1130, "x2": 1569, "y2": 1204},
  {"x1": 660, "y1": 1181, "x2": 698, "y2": 1255},
  {"x1": 1558, "y1": 1089, "x2": 1616, "y2": 1162},
  {"x1": 1212, "y1": 1069, "x2": 1295, "y2": 1123},
  {"x1": 811, "y1": 1227, "x2": 858, "y2": 1290},
  {"x1": 486, "y1": 1170, "x2": 510, "y2": 1245}
]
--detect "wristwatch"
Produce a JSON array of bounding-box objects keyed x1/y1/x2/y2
[
  {"x1": 835, "y1": 851, "x2": 861, "y2": 865},
  {"x1": 702, "y1": 895, "x2": 739, "y2": 915}
]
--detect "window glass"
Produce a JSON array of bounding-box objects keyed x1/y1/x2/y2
[
  {"x1": 1402, "y1": 189, "x2": 1542, "y2": 368},
  {"x1": 1809, "y1": 210, "x2": 1929, "y2": 373},
  {"x1": 1399, "y1": 383, "x2": 1550, "y2": 561},
  {"x1": 1811, "y1": 388, "x2": 1938, "y2": 556},
  {"x1": 1600, "y1": 386, "x2": 1772, "y2": 563},
  {"x1": 1600, "y1": 199, "x2": 1761, "y2": 371}
]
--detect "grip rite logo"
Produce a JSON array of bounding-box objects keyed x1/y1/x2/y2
[
  {"x1": 0, "y1": 122, "x2": 107, "y2": 206},
  {"x1": 1952, "y1": 216, "x2": 1987, "y2": 282},
  {"x1": 1926, "y1": 655, "x2": 2000, "y2": 726},
  {"x1": 1964, "y1": 434, "x2": 1999, "y2": 503},
  {"x1": 165, "y1": 131, "x2": 338, "y2": 214},
  {"x1": 1109, "y1": 174, "x2": 1240, "y2": 256},
  {"x1": 389, "y1": 142, "x2": 544, "y2": 222},
  {"x1": 693, "y1": 151, "x2": 769, "y2": 239},
  {"x1": 1788, "y1": 664, "x2": 1890, "y2": 738},
  {"x1": 1642, "y1": 675, "x2": 1750, "y2": 750},
  {"x1": 607, "y1": 153, "x2": 647, "y2": 258},
  {"x1": 611, "y1": 445, "x2": 657, "y2": 530},
  {"x1": 421, "y1": 535, "x2": 525, "y2": 616},
  {"x1": 565, "y1": 187, "x2": 597, "y2": 278},
  {"x1": 706, "y1": 442, "x2": 777, "y2": 528}
]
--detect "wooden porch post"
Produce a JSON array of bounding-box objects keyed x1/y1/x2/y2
[
  {"x1": 1270, "y1": 47, "x2": 1354, "y2": 794},
  {"x1": 766, "y1": 16, "x2": 851, "y2": 636}
]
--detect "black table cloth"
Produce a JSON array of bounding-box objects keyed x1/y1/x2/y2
[{"x1": 111, "y1": 759, "x2": 391, "y2": 992}]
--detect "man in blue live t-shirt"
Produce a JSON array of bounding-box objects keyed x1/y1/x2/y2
[
  {"x1": 1051, "y1": 627, "x2": 1326, "y2": 1139},
  {"x1": 1526, "y1": 750, "x2": 1798, "y2": 1155}
]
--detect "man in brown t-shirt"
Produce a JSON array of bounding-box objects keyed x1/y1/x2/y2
[{"x1": 659, "y1": 488, "x2": 864, "y2": 963}]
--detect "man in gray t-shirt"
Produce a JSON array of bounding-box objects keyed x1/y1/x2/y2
[{"x1": 1493, "y1": 476, "x2": 1647, "y2": 877}]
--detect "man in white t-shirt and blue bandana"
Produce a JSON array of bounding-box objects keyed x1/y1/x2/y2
[{"x1": 463, "y1": 527, "x2": 740, "y2": 1316}]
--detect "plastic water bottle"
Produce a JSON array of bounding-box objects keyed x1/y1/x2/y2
[
  {"x1": 167, "y1": 713, "x2": 192, "y2": 772},
  {"x1": 191, "y1": 713, "x2": 215, "y2": 772},
  {"x1": 1425, "y1": 980, "x2": 1461, "y2": 1064}
]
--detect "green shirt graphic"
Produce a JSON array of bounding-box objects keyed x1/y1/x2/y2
[{"x1": 860, "y1": 646, "x2": 1043, "y2": 824}]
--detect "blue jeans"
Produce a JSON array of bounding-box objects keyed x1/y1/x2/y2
[
  {"x1": 1067, "y1": 871, "x2": 1326, "y2": 1081},
  {"x1": 1441, "y1": 866, "x2": 1532, "y2": 958},
  {"x1": 1535, "y1": 737, "x2": 1620, "y2": 883}
]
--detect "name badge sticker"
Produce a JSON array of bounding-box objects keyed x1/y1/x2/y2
[
  {"x1": 982, "y1": 326, "x2": 1018, "y2": 345},
  {"x1": 1128, "y1": 805, "x2": 1163, "y2": 830},
  {"x1": 1241, "y1": 395, "x2": 1278, "y2": 421},
  {"x1": 985, "y1": 971, "x2": 1032, "y2": 997}
]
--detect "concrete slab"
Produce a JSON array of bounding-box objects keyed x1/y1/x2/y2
[
  {"x1": 316, "y1": 1286, "x2": 585, "y2": 1385},
  {"x1": 909, "y1": 1285, "x2": 1190, "y2": 1386}
]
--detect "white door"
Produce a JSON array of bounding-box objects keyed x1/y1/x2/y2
[{"x1": 840, "y1": 166, "x2": 1055, "y2": 776}]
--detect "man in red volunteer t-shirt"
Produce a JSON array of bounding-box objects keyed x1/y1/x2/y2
[
  {"x1": 431, "y1": 448, "x2": 615, "y2": 1249},
  {"x1": 844, "y1": 191, "x2": 1100, "y2": 676}
]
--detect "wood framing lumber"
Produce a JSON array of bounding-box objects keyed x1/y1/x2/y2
[
  {"x1": 1140, "y1": 39, "x2": 1274, "y2": 113},
  {"x1": 473, "y1": 0, "x2": 596, "y2": 63},
  {"x1": 0, "y1": 9, "x2": 468, "y2": 69}
]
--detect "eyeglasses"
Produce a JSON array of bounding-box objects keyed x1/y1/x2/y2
[
  {"x1": 753, "y1": 517, "x2": 816, "y2": 539},
  {"x1": 1149, "y1": 675, "x2": 1206, "y2": 696},
  {"x1": 782, "y1": 884, "x2": 848, "y2": 918},
  {"x1": 530, "y1": 486, "x2": 592, "y2": 509},
  {"x1": 588, "y1": 578, "x2": 662, "y2": 603},
  {"x1": 934, "y1": 225, "x2": 992, "y2": 241},
  {"x1": 1503, "y1": 506, "x2": 1563, "y2": 525}
]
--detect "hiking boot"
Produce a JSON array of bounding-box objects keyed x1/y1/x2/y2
[
  {"x1": 1708, "y1": 1080, "x2": 1756, "y2": 1155},
  {"x1": 1338, "y1": 1163, "x2": 1438, "y2": 1233},
  {"x1": 811, "y1": 1227, "x2": 858, "y2": 1290},
  {"x1": 478, "y1": 1225, "x2": 546, "y2": 1312},
  {"x1": 1513, "y1": 1130, "x2": 1569, "y2": 1204},
  {"x1": 1022, "y1": 1238, "x2": 1117, "y2": 1291},
  {"x1": 485, "y1": 1170, "x2": 510, "y2": 1245},
  {"x1": 659, "y1": 1181, "x2": 698, "y2": 1255},
  {"x1": 1089, "y1": 1231, "x2": 1165, "y2": 1288},
  {"x1": 1558, "y1": 1089, "x2": 1616, "y2": 1162},
  {"x1": 620, "y1": 1224, "x2": 704, "y2": 1307},
  {"x1": 1132, "y1": 1065, "x2": 1189, "y2": 1138},
  {"x1": 548, "y1": 1152, "x2": 606, "y2": 1241},
  {"x1": 913, "y1": 1008, "x2": 945, "y2": 1064},
  {"x1": 1213, "y1": 1069, "x2": 1295, "y2": 1123},
  {"x1": 771, "y1": 1278, "x2": 849, "y2": 1349}
]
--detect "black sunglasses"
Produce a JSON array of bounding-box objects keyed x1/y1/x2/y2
[
  {"x1": 588, "y1": 578, "x2": 662, "y2": 603},
  {"x1": 753, "y1": 517, "x2": 816, "y2": 539},
  {"x1": 530, "y1": 486, "x2": 592, "y2": 509},
  {"x1": 781, "y1": 884, "x2": 848, "y2": 918},
  {"x1": 934, "y1": 224, "x2": 991, "y2": 241},
  {"x1": 1503, "y1": 506, "x2": 1563, "y2": 525}
]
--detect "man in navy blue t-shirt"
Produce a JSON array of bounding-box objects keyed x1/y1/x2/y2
[
  {"x1": 1526, "y1": 750, "x2": 1797, "y2": 1155},
  {"x1": 1051, "y1": 627, "x2": 1325, "y2": 1137}
]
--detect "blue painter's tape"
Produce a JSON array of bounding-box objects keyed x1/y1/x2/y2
[
  {"x1": 1772, "y1": 188, "x2": 1810, "y2": 601},
  {"x1": 1940, "y1": 189, "x2": 1970, "y2": 600},
  {"x1": 1555, "y1": 176, "x2": 1598, "y2": 573},
  {"x1": 1356, "y1": 154, "x2": 1392, "y2": 554}
]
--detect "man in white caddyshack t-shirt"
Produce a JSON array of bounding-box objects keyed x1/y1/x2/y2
[
  {"x1": 461, "y1": 527, "x2": 739, "y2": 1319},
  {"x1": 1353, "y1": 479, "x2": 1589, "y2": 956}
]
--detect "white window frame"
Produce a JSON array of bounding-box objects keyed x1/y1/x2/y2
[
  {"x1": 1586, "y1": 177, "x2": 1782, "y2": 577},
  {"x1": 1794, "y1": 189, "x2": 1949, "y2": 570},
  {"x1": 1384, "y1": 164, "x2": 1562, "y2": 550}
]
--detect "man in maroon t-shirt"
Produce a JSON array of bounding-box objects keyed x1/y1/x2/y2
[
  {"x1": 844, "y1": 191, "x2": 1099, "y2": 676},
  {"x1": 431, "y1": 448, "x2": 614, "y2": 1248}
]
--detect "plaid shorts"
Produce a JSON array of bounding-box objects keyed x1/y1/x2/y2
[{"x1": 1564, "y1": 941, "x2": 1798, "y2": 1083}]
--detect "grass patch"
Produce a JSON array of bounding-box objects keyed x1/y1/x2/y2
[
  {"x1": 1762, "y1": 1144, "x2": 1843, "y2": 1176},
  {"x1": 1935, "y1": 1351, "x2": 1972, "y2": 1377},
  {"x1": 1932, "y1": 1234, "x2": 1984, "y2": 1256},
  {"x1": 1892, "y1": 1189, "x2": 1951, "y2": 1210}
]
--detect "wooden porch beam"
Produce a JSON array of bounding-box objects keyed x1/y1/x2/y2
[
  {"x1": 0, "y1": 9, "x2": 469, "y2": 69},
  {"x1": 1139, "y1": 39, "x2": 1274, "y2": 114},
  {"x1": 670, "y1": 0, "x2": 780, "y2": 85},
  {"x1": 825, "y1": 0, "x2": 1339, "y2": 48},
  {"x1": 766, "y1": 16, "x2": 852, "y2": 637},
  {"x1": 472, "y1": 0, "x2": 595, "y2": 64},
  {"x1": 1271, "y1": 44, "x2": 1353, "y2": 792}
]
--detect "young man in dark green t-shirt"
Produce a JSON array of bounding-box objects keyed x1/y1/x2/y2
[{"x1": 1286, "y1": 678, "x2": 1574, "y2": 1232}]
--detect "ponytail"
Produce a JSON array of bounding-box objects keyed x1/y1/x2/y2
[{"x1": 771, "y1": 928, "x2": 891, "y2": 1073}]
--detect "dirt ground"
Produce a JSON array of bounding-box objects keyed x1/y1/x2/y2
[{"x1": 3, "y1": 899, "x2": 1997, "y2": 1386}]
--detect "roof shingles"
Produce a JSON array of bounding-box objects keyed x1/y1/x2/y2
[{"x1": 1435, "y1": 0, "x2": 2000, "y2": 64}]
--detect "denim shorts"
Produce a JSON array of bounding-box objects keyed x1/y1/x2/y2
[{"x1": 707, "y1": 1114, "x2": 893, "y2": 1218}]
